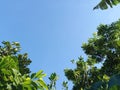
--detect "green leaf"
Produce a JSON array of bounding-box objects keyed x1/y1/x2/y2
[
  {"x1": 34, "y1": 70, "x2": 43, "y2": 78},
  {"x1": 30, "y1": 73, "x2": 36, "y2": 79},
  {"x1": 37, "y1": 80, "x2": 48, "y2": 90},
  {"x1": 23, "y1": 79, "x2": 31, "y2": 85},
  {"x1": 94, "y1": 0, "x2": 120, "y2": 10},
  {"x1": 31, "y1": 81, "x2": 38, "y2": 89},
  {"x1": 103, "y1": 74, "x2": 110, "y2": 81}
]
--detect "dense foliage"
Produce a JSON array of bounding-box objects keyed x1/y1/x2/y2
[
  {"x1": 64, "y1": 57, "x2": 99, "y2": 90},
  {"x1": 64, "y1": 20, "x2": 120, "y2": 90},
  {"x1": 0, "y1": 41, "x2": 31, "y2": 75},
  {"x1": 82, "y1": 20, "x2": 120, "y2": 76},
  {"x1": 0, "y1": 42, "x2": 48, "y2": 90}
]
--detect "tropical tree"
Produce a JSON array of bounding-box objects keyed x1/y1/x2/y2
[
  {"x1": 64, "y1": 56, "x2": 100, "y2": 90},
  {"x1": 0, "y1": 42, "x2": 48, "y2": 90},
  {"x1": 64, "y1": 19, "x2": 120, "y2": 90},
  {"x1": 0, "y1": 41, "x2": 31, "y2": 75},
  {"x1": 94, "y1": 0, "x2": 120, "y2": 10},
  {"x1": 82, "y1": 19, "x2": 120, "y2": 76}
]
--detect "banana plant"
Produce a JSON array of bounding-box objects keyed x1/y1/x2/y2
[{"x1": 94, "y1": 0, "x2": 120, "y2": 10}]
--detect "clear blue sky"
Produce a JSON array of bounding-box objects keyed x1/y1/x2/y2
[{"x1": 0, "y1": 0, "x2": 120, "y2": 89}]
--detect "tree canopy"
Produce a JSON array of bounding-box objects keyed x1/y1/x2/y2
[
  {"x1": 0, "y1": 41, "x2": 31, "y2": 75},
  {"x1": 64, "y1": 19, "x2": 120, "y2": 90},
  {"x1": 0, "y1": 41, "x2": 48, "y2": 90},
  {"x1": 82, "y1": 19, "x2": 120, "y2": 76}
]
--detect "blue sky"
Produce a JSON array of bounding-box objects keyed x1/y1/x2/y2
[{"x1": 0, "y1": 0, "x2": 120, "y2": 89}]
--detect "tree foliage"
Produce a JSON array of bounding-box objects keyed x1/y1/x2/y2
[
  {"x1": 62, "y1": 81, "x2": 68, "y2": 90},
  {"x1": 0, "y1": 41, "x2": 31, "y2": 75},
  {"x1": 64, "y1": 20, "x2": 120, "y2": 90},
  {"x1": 48, "y1": 73, "x2": 58, "y2": 90},
  {"x1": 64, "y1": 57, "x2": 99, "y2": 90},
  {"x1": 0, "y1": 42, "x2": 48, "y2": 90},
  {"x1": 94, "y1": 0, "x2": 120, "y2": 10},
  {"x1": 82, "y1": 19, "x2": 120, "y2": 76}
]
